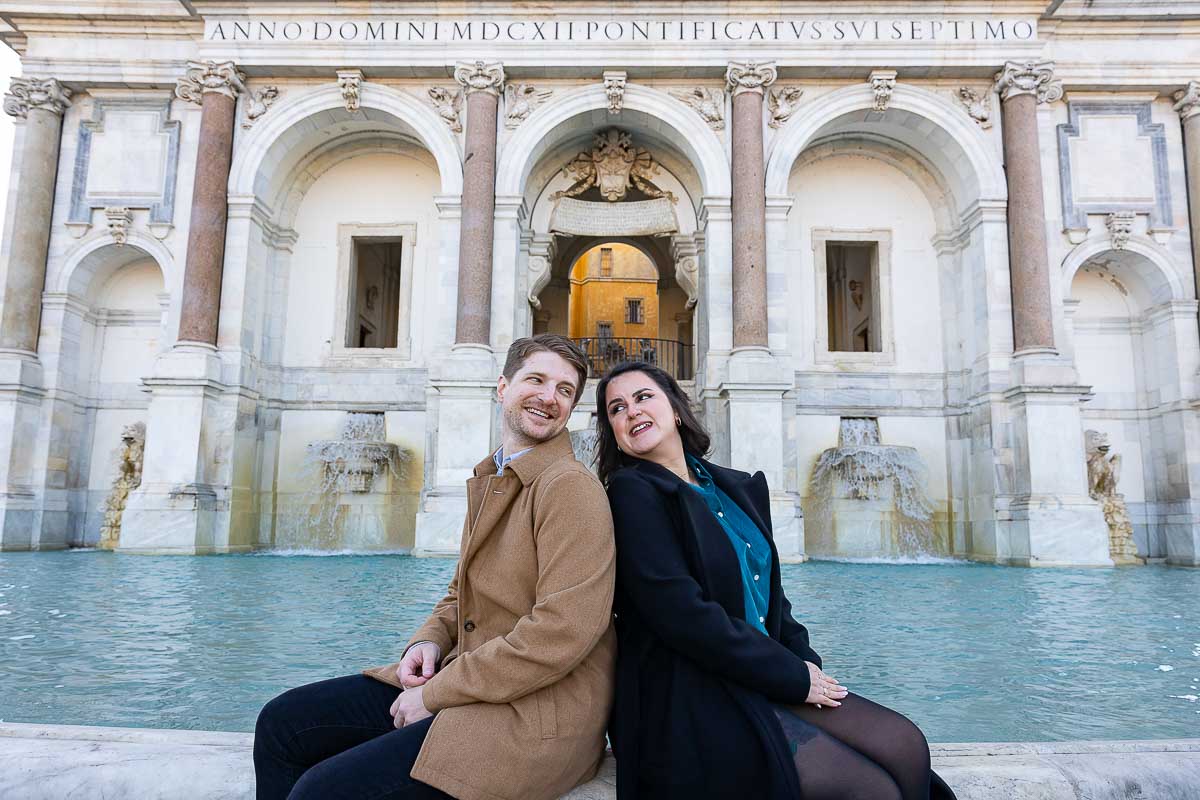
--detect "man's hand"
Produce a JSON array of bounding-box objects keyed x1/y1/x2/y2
[
  {"x1": 390, "y1": 685, "x2": 432, "y2": 728},
  {"x1": 397, "y1": 642, "x2": 440, "y2": 688}
]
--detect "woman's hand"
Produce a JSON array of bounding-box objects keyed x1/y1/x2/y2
[{"x1": 805, "y1": 661, "x2": 847, "y2": 708}]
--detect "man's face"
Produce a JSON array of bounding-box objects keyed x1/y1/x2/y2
[{"x1": 496, "y1": 350, "x2": 580, "y2": 449}]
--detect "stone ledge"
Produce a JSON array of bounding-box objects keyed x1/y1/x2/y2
[{"x1": 1, "y1": 723, "x2": 1199, "y2": 799}]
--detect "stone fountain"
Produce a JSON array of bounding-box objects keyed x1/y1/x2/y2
[
  {"x1": 806, "y1": 417, "x2": 941, "y2": 559},
  {"x1": 277, "y1": 412, "x2": 409, "y2": 550},
  {"x1": 1085, "y1": 430, "x2": 1143, "y2": 565},
  {"x1": 97, "y1": 422, "x2": 146, "y2": 551}
]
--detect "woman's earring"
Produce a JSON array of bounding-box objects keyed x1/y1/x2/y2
[{"x1": 675, "y1": 416, "x2": 681, "y2": 426}]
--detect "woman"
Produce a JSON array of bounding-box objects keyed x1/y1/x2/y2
[{"x1": 597, "y1": 361, "x2": 955, "y2": 800}]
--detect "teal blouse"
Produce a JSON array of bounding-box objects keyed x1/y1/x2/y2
[{"x1": 685, "y1": 454, "x2": 773, "y2": 633}]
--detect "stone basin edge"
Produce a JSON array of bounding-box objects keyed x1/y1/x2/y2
[{"x1": 2, "y1": 723, "x2": 1199, "y2": 800}]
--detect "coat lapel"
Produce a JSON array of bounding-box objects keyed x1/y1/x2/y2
[{"x1": 706, "y1": 461, "x2": 773, "y2": 538}]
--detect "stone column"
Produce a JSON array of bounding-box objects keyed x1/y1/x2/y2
[
  {"x1": 173, "y1": 60, "x2": 245, "y2": 346},
  {"x1": 726, "y1": 61, "x2": 776, "y2": 351},
  {"x1": 0, "y1": 78, "x2": 71, "y2": 355},
  {"x1": 453, "y1": 60, "x2": 504, "y2": 347},
  {"x1": 995, "y1": 61, "x2": 1063, "y2": 355},
  {"x1": 1174, "y1": 82, "x2": 1200, "y2": 307}
]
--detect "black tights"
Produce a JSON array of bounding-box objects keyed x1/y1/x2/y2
[{"x1": 773, "y1": 693, "x2": 942, "y2": 800}]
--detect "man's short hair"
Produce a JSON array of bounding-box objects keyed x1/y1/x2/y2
[{"x1": 502, "y1": 334, "x2": 590, "y2": 404}]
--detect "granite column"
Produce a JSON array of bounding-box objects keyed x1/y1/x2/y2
[
  {"x1": 995, "y1": 60, "x2": 1062, "y2": 355},
  {"x1": 726, "y1": 62, "x2": 776, "y2": 350},
  {"x1": 0, "y1": 78, "x2": 71, "y2": 355},
  {"x1": 174, "y1": 60, "x2": 245, "y2": 346},
  {"x1": 1175, "y1": 82, "x2": 1200, "y2": 308},
  {"x1": 453, "y1": 60, "x2": 504, "y2": 347}
]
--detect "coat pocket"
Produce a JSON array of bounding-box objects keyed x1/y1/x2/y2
[{"x1": 534, "y1": 684, "x2": 558, "y2": 739}]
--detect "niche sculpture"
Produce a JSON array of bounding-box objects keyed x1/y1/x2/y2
[
  {"x1": 1084, "y1": 430, "x2": 1142, "y2": 565},
  {"x1": 97, "y1": 422, "x2": 146, "y2": 550}
]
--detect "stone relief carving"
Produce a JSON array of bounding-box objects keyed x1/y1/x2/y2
[
  {"x1": 104, "y1": 206, "x2": 132, "y2": 246},
  {"x1": 1106, "y1": 211, "x2": 1136, "y2": 250},
  {"x1": 725, "y1": 61, "x2": 778, "y2": 96},
  {"x1": 1084, "y1": 430, "x2": 1142, "y2": 565},
  {"x1": 337, "y1": 69, "x2": 363, "y2": 112},
  {"x1": 956, "y1": 87, "x2": 993, "y2": 128},
  {"x1": 454, "y1": 60, "x2": 505, "y2": 96},
  {"x1": 994, "y1": 60, "x2": 1063, "y2": 104},
  {"x1": 603, "y1": 70, "x2": 626, "y2": 114},
  {"x1": 552, "y1": 129, "x2": 675, "y2": 203},
  {"x1": 672, "y1": 235, "x2": 701, "y2": 309},
  {"x1": 767, "y1": 86, "x2": 804, "y2": 129},
  {"x1": 1173, "y1": 81, "x2": 1200, "y2": 120},
  {"x1": 604, "y1": 70, "x2": 624, "y2": 115},
  {"x1": 869, "y1": 70, "x2": 898, "y2": 112},
  {"x1": 98, "y1": 421, "x2": 146, "y2": 551},
  {"x1": 504, "y1": 83, "x2": 552, "y2": 129},
  {"x1": 242, "y1": 85, "x2": 279, "y2": 128},
  {"x1": 427, "y1": 87, "x2": 463, "y2": 133},
  {"x1": 175, "y1": 60, "x2": 246, "y2": 105},
  {"x1": 3, "y1": 77, "x2": 71, "y2": 118},
  {"x1": 670, "y1": 87, "x2": 725, "y2": 130}
]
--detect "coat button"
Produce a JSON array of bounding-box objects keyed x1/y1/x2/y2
[{"x1": 463, "y1": 620, "x2": 476, "y2": 632}]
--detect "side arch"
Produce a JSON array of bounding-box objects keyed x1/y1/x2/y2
[
  {"x1": 54, "y1": 230, "x2": 176, "y2": 300},
  {"x1": 1061, "y1": 234, "x2": 1188, "y2": 308},
  {"x1": 228, "y1": 82, "x2": 464, "y2": 201},
  {"x1": 765, "y1": 83, "x2": 1006, "y2": 212},
  {"x1": 496, "y1": 83, "x2": 731, "y2": 199}
]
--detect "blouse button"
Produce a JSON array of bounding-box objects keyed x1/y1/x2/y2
[
  {"x1": 717, "y1": 511, "x2": 724, "y2": 518},
  {"x1": 753, "y1": 574, "x2": 760, "y2": 581},
  {"x1": 758, "y1": 616, "x2": 765, "y2": 623}
]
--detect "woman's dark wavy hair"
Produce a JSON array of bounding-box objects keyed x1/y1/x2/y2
[{"x1": 594, "y1": 361, "x2": 711, "y2": 486}]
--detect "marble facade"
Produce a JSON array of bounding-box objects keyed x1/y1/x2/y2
[{"x1": 0, "y1": 1, "x2": 1198, "y2": 565}]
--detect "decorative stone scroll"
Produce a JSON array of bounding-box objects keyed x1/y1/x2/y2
[
  {"x1": 1173, "y1": 81, "x2": 1200, "y2": 121},
  {"x1": 994, "y1": 60, "x2": 1063, "y2": 104},
  {"x1": 3, "y1": 77, "x2": 71, "y2": 118},
  {"x1": 526, "y1": 234, "x2": 556, "y2": 310},
  {"x1": 670, "y1": 87, "x2": 725, "y2": 130},
  {"x1": 454, "y1": 60, "x2": 505, "y2": 96},
  {"x1": 957, "y1": 87, "x2": 992, "y2": 128},
  {"x1": 175, "y1": 60, "x2": 246, "y2": 105},
  {"x1": 726, "y1": 61, "x2": 777, "y2": 97},
  {"x1": 604, "y1": 70, "x2": 626, "y2": 114},
  {"x1": 427, "y1": 87, "x2": 463, "y2": 132},
  {"x1": 553, "y1": 129, "x2": 675, "y2": 202},
  {"x1": 504, "y1": 83, "x2": 551, "y2": 129},
  {"x1": 242, "y1": 85, "x2": 279, "y2": 128},
  {"x1": 549, "y1": 197, "x2": 678, "y2": 237},
  {"x1": 337, "y1": 69, "x2": 363, "y2": 112},
  {"x1": 869, "y1": 70, "x2": 897, "y2": 112},
  {"x1": 767, "y1": 86, "x2": 804, "y2": 129}
]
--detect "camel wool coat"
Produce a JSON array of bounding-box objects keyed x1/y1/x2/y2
[{"x1": 364, "y1": 430, "x2": 617, "y2": 800}]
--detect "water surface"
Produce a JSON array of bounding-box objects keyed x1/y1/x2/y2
[{"x1": 0, "y1": 551, "x2": 1196, "y2": 741}]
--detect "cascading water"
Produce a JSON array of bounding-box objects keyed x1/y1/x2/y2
[
  {"x1": 807, "y1": 418, "x2": 941, "y2": 559},
  {"x1": 276, "y1": 412, "x2": 409, "y2": 551}
]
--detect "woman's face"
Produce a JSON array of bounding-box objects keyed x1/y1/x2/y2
[{"x1": 604, "y1": 370, "x2": 682, "y2": 461}]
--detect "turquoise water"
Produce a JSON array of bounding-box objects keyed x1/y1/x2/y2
[{"x1": 0, "y1": 551, "x2": 1197, "y2": 741}]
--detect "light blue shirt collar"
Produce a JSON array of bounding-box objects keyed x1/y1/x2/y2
[{"x1": 493, "y1": 445, "x2": 533, "y2": 475}]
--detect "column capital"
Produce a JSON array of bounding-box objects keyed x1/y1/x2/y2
[
  {"x1": 1174, "y1": 81, "x2": 1200, "y2": 121},
  {"x1": 994, "y1": 60, "x2": 1063, "y2": 105},
  {"x1": 175, "y1": 60, "x2": 246, "y2": 106},
  {"x1": 454, "y1": 61, "x2": 505, "y2": 97},
  {"x1": 726, "y1": 61, "x2": 777, "y2": 97},
  {"x1": 3, "y1": 77, "x2": 71, "y2": 119}
]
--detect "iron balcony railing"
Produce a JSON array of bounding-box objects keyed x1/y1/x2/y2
[{"x1": 572, "y1": 336, "x2": 695, "y2": 381}]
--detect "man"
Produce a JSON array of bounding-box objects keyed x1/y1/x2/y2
[{"x1": 254, "y1": 334, "x2": 616, "y2": 800}]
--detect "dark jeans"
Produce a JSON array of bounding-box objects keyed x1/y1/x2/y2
[{"x1": 254, "y1": 674, "x2": 455, "y2": 800}]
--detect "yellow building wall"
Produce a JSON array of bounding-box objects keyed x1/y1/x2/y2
[{"x1": 568, "y1": 243, "x2": 659, "y2": 340}]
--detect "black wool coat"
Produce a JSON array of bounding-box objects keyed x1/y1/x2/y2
[{"x1": 606, "y1": 456, "x2": 818, "y2": 800}]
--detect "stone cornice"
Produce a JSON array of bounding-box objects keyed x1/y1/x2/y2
[
  {"x1": 725, "y1": 61, "x2": 777, "y2": 97},
  {"x1": 3, "y1": 77, "x2": 71, "y2": 118},
  {"x1": 174, "y1": 60, "x2": 246, "y2": 105},
  {"x1": 1173, "y1": 81, "x2": 1200, "y2": 121},
  {"x1": 454, "y1": 61, "x2": 504, "y2": 97},
  {"x1": 994, "y1": 60, "x2": 1064, "y2": 104}
]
